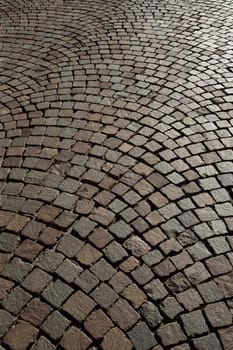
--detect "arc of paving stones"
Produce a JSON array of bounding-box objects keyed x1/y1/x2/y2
[{"x1": 0, "y1": 0, "x2": 233, "y2": 349}]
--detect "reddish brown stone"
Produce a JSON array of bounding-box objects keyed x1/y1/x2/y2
[
  {"x1": 143, "y1": 228, "x2": 166, "y2": 247},
  {"x1": 39, "y1": 227, "x2": 62, "y2": 246},
  {"x1": 60, "y1": 326, "x2": 91, "y2": 350},
  {"x1": 3, "y1": 320, "x2": 38, "y2": 350},
  {"x1": 54, "y1": 211, "x2": 77, "y2": 229},
  {"x1": 21, "y1": 298, "x2": 52, "y2": 326},
  {"x1": 77, "y1": 183, "x2": 98, "y2": 199},
  {"x1": 109, "y1": 271, "x2": 131, "y2": 293},
  {"x1": 72, "y1": 142, "x2": 91, "y2": 154},
  {"x1": 122, "y1": 283, "x2": 147, "y2": 308},
  {"x1": 146, "y1": 211, "x2": 165, "y2": 226},
  {"x1": 120, "y1": 256, "x2": 139, "y2": 273},
  {"x1": 6, "y1": 214, "x2": 30, "y2": 232},
  {"x1": 0, "y1": 211, "x2": 14, "y2": 227},
  {"x1": 95, "y1": 190, "x2": 115, "y2": 206},
  {"x1": 37, "y1": 205, "x2": 62, "y2": 223},
  {"x1": 108, "y1": 299, "x2": 140, "y2": 330},
  {"x1": 102, "y1": 327, "x2": 133, "y2": 350},
  {"x1": 15, "y1": 239, "x2": 43, "y2": 261},
  {"x1": 63, "y1": 291, "x2": 96, "y2": 322},
  {"x1": 84, "y1": 310, "x2": 113, "y2": 339},
  {"x1": 76, "y1": 244, "x2": 102, "y2": 266},
  {"x1": 89, "y1": 227, "x2": 113, "y2": 248},
  {"x1": 75, "y1": 199, "x2": 94, "y2": 215}
]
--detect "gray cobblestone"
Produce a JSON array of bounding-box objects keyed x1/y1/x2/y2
[{"x1": 181, "y1": 310, "x2": 209, "y2": 337}]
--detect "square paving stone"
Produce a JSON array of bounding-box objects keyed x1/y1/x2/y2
[
  {"x1": 157, "y1": 322, "x2": 186, "y2": 346},
  {"x1": 88, "y1": 227, "x2": 113, "y2": 248},
  {"x1": 76, "y1": 243, "x2": 102, "y2": 266},
  {"x1": 188, "y1": 242, "x2": 211, "y2": 261},
  {"x1": 37, "y1": 205, "x2": 62, "y2": 223},
  {"x1": 197, "y1": 281, "x2": 223, "y2": 303},
  {"x1": 84, "y1": 310, "x2": 113, "y2": 339},
  {"x1": 73, "y1": 217, "x2": 97, "y2": 238},
  {"x1": 177, "y1": 288, "x2": 203, "y2": 311},
  {"x1": 42, "y1": 311, "x2": 70, "y2": 340},
  {"x1": 35, "y1": 250, "x2": 64, "y2": 272},
  {"x1": 141, "y1": 301, "x2": 163, "y2": 328},
  {"x1": 160, "y1": 296, "x2": 183, "y2": 319},
  {"x1": 60, "y1": 326, "x2": 92, "y2": 350},
  {"x1": 181, "y1": 310, "x2": 209, "y2": 337},
  {"x1": 63, "y1": 291, "x2": 96, "y2": 322},
  {"x1": 153, "y1": 258, "x2": 176, "y2": 277},
  {"x1": 22, "y1": 268, "x2": 52, "y2": 294},
  {"x1": 165, "y1": 272, "x2": 191, "y2": 293},
  {"x1": 39, "y1": 227, "x2": 62, "y2": 247},
  {"x1": 21, "y1": 298, "x2": 52, "y2": 326},
  {"x1": 109, "y1": 271, "x2": 131, "y2": 294},
  {"x1": 91, "y1": 283, "x2": 118, "y2": 309},
  {"x1": 109, "y1": 220, "x2": 133, "y2": 239},
  {"x1": 90, "y1": 258, "x2": 116, "y2": 281},
  {"x1": 132, "y1": 263, "x2": 154, "y2": 285},
  {"x1": 144, "y1": 279, "x2": 168, "y2": 302},
  {"x1": 104, "y1": 241, "x2": 128, "y2": 263},
  {"x1": 205, "y1": 255, "x2": 232, "y2": 276},
  {"x1": 101, "y1": 327, "x2": 133, "y2": 350},
  {"x1": 56, "y1": 259, "x2": 83, "y2": 283},
  {"x1": 122, "y1": 283, "x2": 147, "y2": 308},
  {"x1": 54, "y1": 193, "x2": 77, "y2": 210},
  {"x1": 128, "y1": 322, "x2": 157, "y2": 350},
  {"x1": 75, "y1": 270, "x2": 99, "y2": 293},
  {"x1": 2, "y1": 286, "x2": 31, "y2": 315},
  {"x1": 42, "y1": 279, "x2": 73, "y2": 308},
  {"x1": 204, "y1": 301, "x2": 232, "y2": 328},
  {"x1": 184, "y1": 262, "x2": 210, "y2": 285},
  {"x1": 30, "y1": 336, "x2": 55, "y2": 350},
  {"x1": 208, "y1": 236, "x2": 231, "y2": 254},
  {"x1": 3, "y1": 321, "x2": 38, "y2": 350},
  {"x1": 1, "y1": 257, "x2": 31, "y2": 282},
  {"x1": 192, "y1": 333, "x2": 222, "y2": 350},
  {"x1": 90, "y1": 207, "x2": 115, "y2": 226},
  {"x1": 108, "y1": 298, "x2": 140, "y2": 331},
  {"x1": 124, "y1": 236, "x2": 151, "y2": 258},
  {"x1": 142, "y1": 249, "x2": 164, "y2": 266}
]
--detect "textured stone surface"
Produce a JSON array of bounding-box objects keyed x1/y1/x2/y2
[{"x1": 0, "y1": 0, "x2": 233, "y2": 348}]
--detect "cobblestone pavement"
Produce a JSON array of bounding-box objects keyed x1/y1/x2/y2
[{"x1": 0, "y1": 0, "x2": 233, "y2": 349}]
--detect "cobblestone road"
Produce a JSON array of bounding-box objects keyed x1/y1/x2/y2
[{"x1": 1, "y1": 0, "x2": 233, "y2": 349}]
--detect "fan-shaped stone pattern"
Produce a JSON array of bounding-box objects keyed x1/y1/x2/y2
[{"x1": 0, "y1": 0, "x2": 233, "y2": 349}]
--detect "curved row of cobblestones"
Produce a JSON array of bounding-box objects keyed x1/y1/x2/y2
[{"x1": 0, "y1": 0, "x2": 233, "y2": 349}]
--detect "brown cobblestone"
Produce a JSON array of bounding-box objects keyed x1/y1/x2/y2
[{"x1": 3, "y1": 321, "x2": 38, "y2": 350}]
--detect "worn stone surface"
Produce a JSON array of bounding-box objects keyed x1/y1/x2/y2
[
  {"x1": 1, "y1": 0, "x2": 233, "y2": 348},
  {"x1": 60, "y1": 326, "x2": 92, "y2": 350},
  {"x1": 3, "y1": 321, "x2": 38, "y2": 350}
]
